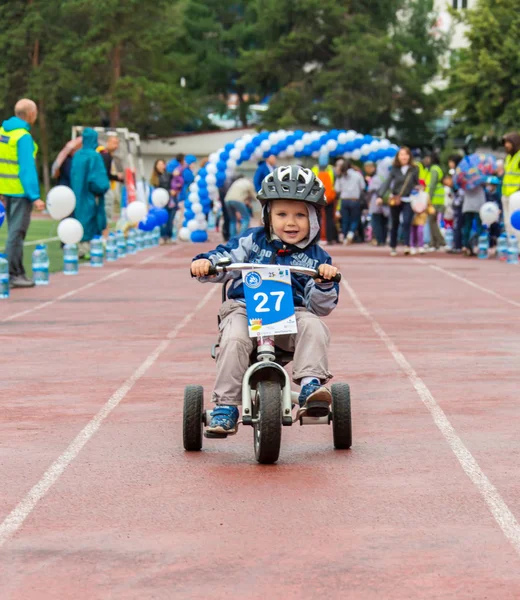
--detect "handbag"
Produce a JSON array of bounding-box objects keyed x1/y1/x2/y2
[{"x1": 389, "y1": 170, "x2": 413, "y2": 207}]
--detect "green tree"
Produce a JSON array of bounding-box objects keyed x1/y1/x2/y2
[{"x1": 447, "y1": 0, "x2": 520, "y2": 139}]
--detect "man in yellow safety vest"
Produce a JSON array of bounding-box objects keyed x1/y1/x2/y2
[
  {"x1": 419, "y1": 152, "x2": 445, "y2": 250},
  {"x1": 0, "y1": 98, "x2": 45, "y2": 288},
  {"x1": 502, "y1": 132, "x2": 520, "y2": 237}
]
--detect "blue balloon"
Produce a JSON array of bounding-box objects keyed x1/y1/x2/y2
[
  {"x1": 217, "y1": 160, "x2": 227, "y2": 172},
  {"x1": 201, "y1": 199, "x2": 212, "y2": 208},
  {"x1": 154, "y1": 208, "x2": 169, "y2": 226},
  {"x1": 198, "y1": 168, "x2": 208, "y2": 179},
  {"x1": 216, "y1": 173, "x2": 226, "y2": 185},
  {"x1": 511, "y1": 210, "x2": 520, "y2": 231},
  {"x1": 240, "y1": 151, "x2": 250, "y2": 162},
  {"x1": 198, "y1": 179, "x2": 208, "y2": 189},
  {"x1": 294, "y1": 130, "x2": 305, "y2": 138},
  {"x1": 184, "y1": 210, "x2": 195, "y2": 221},
  {"x1": 311, "y1": 141, "x2": 321, "y2": 152},
  {"x1": 245, "y1": 143, "x2": 255, "y2": 154},
  {"x1": 224, "y1": 143, "x2": 234, "y2": 152},
  {"x1": 191, "y1": 230, "x2": 208, "y2": 243},
  {"x1": 198, "y1": 188, "x2": 209, "y2": 199},
  {"x1": 220, "y1": 151, "x2": 230, "y2": 162},
  {"x1": 139, "y1": 214, "x2": 157, "y2": 231},
  {"x1": 0, "y1": 203, "x2": 5, "y2": 228},
  {"x1": 184, "y1": 200, "x2": 192, "y2": 210}
]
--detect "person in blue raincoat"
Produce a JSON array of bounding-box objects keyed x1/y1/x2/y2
[{"x1": 70, "y1": 128, "x2": 110, "y2": 257}]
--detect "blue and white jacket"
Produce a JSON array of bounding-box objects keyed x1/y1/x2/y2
[{"x1": 193, "y1": 227, "x2": 339, "y2": 317}]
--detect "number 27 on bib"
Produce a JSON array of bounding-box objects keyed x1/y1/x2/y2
[{"x1": 242, "y1": 267, "x2": 297, "y2": 337}]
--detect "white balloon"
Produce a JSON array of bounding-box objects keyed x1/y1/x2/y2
[
  {"x1": 327, "y1": 139, "x2": 338, "y2": 151},
  {"x1": 151, "y1": 187, "x2": 169, "y2": 208},
  {"x1": 206, "y1": 163, "x2": 217, "y2": 174},
  {"x1": 225, "y1": 168, "x2": 235, "y2": 178},
  {"x1": 188, "y1": 192, "x2": 199, "y2": 203},
  {"x1": 197, "y1": 220, "x2": 208, "y2": 230},
  {"x1": 311, "y1": 131, "x2": 321, "y2": 140},
  {"x1": 46, "y1": 185, "x2": 76, "y2": 220},
  {"x1": 285, "y1": 145, "x2": 295, "y2": 156},
  {"x1": 178, "y1": 227, "x2": 191, "y2": 242},
  {"x1": 189, "y1": 183, "x2": 198, "y2": 193},
  {"x1": 207, "y1": 184, "x2": 218, "y2": 195},
  {"x1": 226, "y1": 158, "x2": 237, "y2": 169},
  {"x1": 229, "y1": 148, "x2": 241, "y2": 160},
  {"x1": 479, "y1": 201, "x2": 500, "y2": 226},
  {"x1": 187, "y1": 219, "x2": 199, "y2": 232},
  {"x1": 192, "y1": 202, "x2": 203, "y2": 214},
  {"x1": 345, "y1": 130, "x2": 357, "y2": 141},
  {"x1": 260, "y1": 140, "x2": 271, "y2": 152},
  {"x1": 380, "y1": 139, "x2": 391, "y2": 149},
  {"x1": 195, "y1": 212, "x2": 206, "y2": 223},
  {"x1": 360, "y1": 144, "x2": 371, "y2": 156},
  {"x1": 509, "y1": 191, "x2": 520, "y2": 213},
  {"x1": 268, "y1": 132, "x2": 280, "y2": 144},
  {"x1": 127, "y1": 201, "x2": 147, "y2": 223},
  {"x1": 294, "y1": 140, "x2": 305, "y2": 152},
  {"x1": 208, "y1": 153, "x2": 219, "y2": 163},
  {"x1": 352, "y1": 150, "x2": 361, "y2": 160},
  {"x1": 241, "y1": 134, "x2": 253, "y2": 144},
  {"x1": 338, "y1": 132, "x2": 348, "y2": 144},
  {"x1": 234, "y1": 139, "x2": 246, "y2": 150},
  {"x1": 57, "y1": 218, "x2": 84, "y2": 245}
]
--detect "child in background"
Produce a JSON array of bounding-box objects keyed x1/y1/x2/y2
[
  {"x1": 410, "y1": 179, "x2": 428, "y2": 255},
  {"x1": 486, "y1": 175, "x2": 502, "y2": 247},
  {"x1": 442, "y1": 174, "x2": 455, "y2": 230}
]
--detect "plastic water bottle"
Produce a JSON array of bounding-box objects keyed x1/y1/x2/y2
[
  {"x1": 144, "y1": 231, "x2": 153, "y2": 249},
  {"x1": 444, "y1": 228, "x2": 454, "y2": 251},
  {"x1": 63, "y1": 244, "x2": 79, "y2": 275},
  {"x1": 0, "y1": 253, "x2": 9, "y2": 299},
  {"x1": 116, "y1": 230, "x2": 127, "y2": 258},
  {"x1": 32, "y1": 244, "x2": 49, "y2": 285},
  {"x1": 106, "y1": 233, "x2": 118, "y2": 262},
  {"x1": 90, "y1": 236, "x2": 104, "y2": 267},
  {"x1": 136, "y1": 230, "x2": 144, "y2": 251},
  {"x1": 507, "y1": 235, "x2": 519, "y2": 265},
  {"x1": 477, "y1": 231, "x2": 489, "y2": 259},
  {"x1": 127, "y1": 229, "x2": 137, "y2": 255},
  {"x1": 208, "y1": 210, "x2": 216, "y2": 231},
  {"x1": 497, "y1": 232, "x2": 508, "y2": 261}
]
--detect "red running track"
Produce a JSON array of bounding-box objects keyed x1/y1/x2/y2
[{"x1": 1, "y1": 238, "x2": 520, "y2": 599}]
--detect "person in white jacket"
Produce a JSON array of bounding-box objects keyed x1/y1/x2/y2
[{"x1": 334, "y1": 160, "x2": 366, "y2": 245}]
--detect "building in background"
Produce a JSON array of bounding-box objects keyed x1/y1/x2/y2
[{"x1": 434, "y1": 0, "x2": 472, "y2": 50}]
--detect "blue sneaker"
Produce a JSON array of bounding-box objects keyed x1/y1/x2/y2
[
  {"x1": 207, "y1": 405, "x2": 239, "y2": 434},
  {"x1": 298, "y1": 379, "x2": 332, "y2": 418}
]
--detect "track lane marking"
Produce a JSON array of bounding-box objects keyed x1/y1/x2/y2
[
  {"x1": 341, "y1": 277, "x2": 520, "y2": 557},
  {"x1": 0, "y1": 284, "x2": 217, "y2": 548},
  {"x1": 1, "y1": 247, "x2": 181, "y2": 324}
]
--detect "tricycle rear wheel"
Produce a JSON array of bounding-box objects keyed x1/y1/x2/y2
[
  {"x1": 331, "y1": 383, "x2": 352, "y2": 450},
  {"x1": 183, "y1": 385, "x2": 204, "y2": 451}
]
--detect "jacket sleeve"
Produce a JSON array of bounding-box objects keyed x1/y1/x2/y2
[
  {"x1": 17, "y1": 135, "x2": 40, "y2": 201},
  {"x1": 303, "y1": 253, "x2": 339, "y2": 317},
  {"x1": 88, "y1": 154, "x2": 110, "y2": 196},
  {"x1": 192, "y1": 229, "x2": 255, "y2": 283},
  {"x1": 378, "y1": 170, "x2": 393, "y2": 198}
]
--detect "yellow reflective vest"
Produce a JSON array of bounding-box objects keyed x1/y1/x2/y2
[
  {"x1": 503, "y1": 151, "x2": 520, "y2": 197},
  {"x1": 0, "y1": 127, "x2": 38, "y2": 196},
  {"x1": 419, "y1": 163, "x2": 444, "y2": 206}
]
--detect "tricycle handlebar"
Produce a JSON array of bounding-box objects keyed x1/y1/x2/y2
[{"x1": 195, "y1": 262, "x2": 341, "y2": 283}]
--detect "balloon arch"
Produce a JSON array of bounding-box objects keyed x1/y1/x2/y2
[{"x1": 180, "y1": 129, "x2": 399, "y2": 243}]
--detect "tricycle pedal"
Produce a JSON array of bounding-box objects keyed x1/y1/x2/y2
[
  {"x1": 282, "y1": 415, "x2": 293, "y2": 426},
  {"x1": 204, "y1": 431, "x2": 228, "y2": 439}
]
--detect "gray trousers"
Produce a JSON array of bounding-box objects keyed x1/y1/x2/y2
[
  {"x1": 428, "y1": 206, "x2": 445, "y2": 249},
  {"x1": 212, "y1": 300, "x2": 332, "y2": 406},
  {"x1": 3, "y1": 196, "x2": 32, "y2": 278}
]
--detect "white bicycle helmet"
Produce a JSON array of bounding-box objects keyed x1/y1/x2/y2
[{"x1": 257, "y1": 165, "x2": 326, "y2": 206}]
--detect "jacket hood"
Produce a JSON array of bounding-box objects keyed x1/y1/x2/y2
[
  {"x1": 502, "y1": 132, "x2": 520, "y2": 155},
  {"x1": 82, "y1": 128, "x2": 99, "y2": 150},
  {"x1": 262, "y1": 202, "x2": 321, "y2": 250},
  {"x1": 1, "y1": 117, "x2": 30, "y2": 132}
]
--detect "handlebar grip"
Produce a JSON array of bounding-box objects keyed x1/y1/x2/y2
[
  {"x1": 190, "y1": 264, "x2": 219, "y2": 278},
  {"x1": 315, "y1": 271, "x2": 342, "y2": 283}
]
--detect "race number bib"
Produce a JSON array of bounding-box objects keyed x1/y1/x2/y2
[{"x1": 242, "y1": 266, "x2": 297, "y2": 337}]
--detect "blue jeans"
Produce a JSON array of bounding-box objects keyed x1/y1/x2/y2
[
  {"x1": 161, "y1": 206, "x2": 176, "y2": 240},
  {"x1": 340, "y1": 199, "x2": 361, "y2": 237},
  {"x1": 226, "y1": 201, "x2": 250, "y2": 238},
  {"x1": 390, "y1": 202, "x2": 414, "y2": 249}
]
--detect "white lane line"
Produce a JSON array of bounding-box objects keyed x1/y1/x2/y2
[
  {"x1": 24, "y1": 236, "x2": 59, "y2": 247},
  {"x1": 341, "y1": 278, "x2": 520, "y2": 557},
  {"x1": 0, "y1": 284, "x2": 217, "y2": 548},
  {"x1": 1, "y1": 247, "x2": 180, "y2": 324},
  {"x1": 415, "y1": 258, "x2": 520, "y2": 309}
]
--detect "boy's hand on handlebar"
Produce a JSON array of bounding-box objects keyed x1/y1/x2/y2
[
  {"x1": 316, "y1": 264, "x2": 338, "y2": 283},
  {"x1": 191, "y1": 259, "x2": 212, "y2": 277}
]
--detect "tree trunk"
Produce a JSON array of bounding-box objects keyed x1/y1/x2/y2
[
  {"x1": 110, "y1": 42, "x2": 122, "y2": 127},
  {"x1": 30, "y1": 32, "x2": 50, "y2": 195}
]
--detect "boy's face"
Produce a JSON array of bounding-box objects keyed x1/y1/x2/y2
[
  {"x1": 444, "y1": 175, "x2": 453, "y2": 187},
  {"x1": 270, "y1": 199, "x2": 310, "y2": 245}
]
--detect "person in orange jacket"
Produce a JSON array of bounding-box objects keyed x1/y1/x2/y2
[{"x1": 312, "y1": 151, "x2": 338, "y2": 244}]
